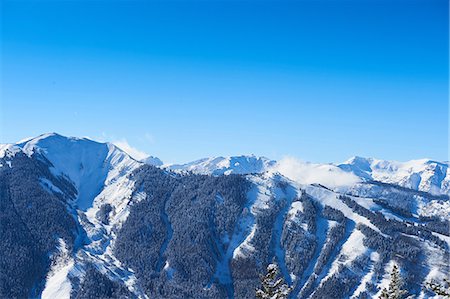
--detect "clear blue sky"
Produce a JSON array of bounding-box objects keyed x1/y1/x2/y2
[{"x1": 1, "y1": 0, "x2": 448, "y2": 163}]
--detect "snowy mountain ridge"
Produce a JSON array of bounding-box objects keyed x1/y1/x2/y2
[
  {"x1": 165, "y1": 155, "x2": 277, "y2": 176},
  {"x1": 167, "y1": 153, "x2": 449, "y2": 196},
  {"x1": 16, "y1": 133, "x2": 142, "y2": 210},
  {"x1": 338, "y1": 156, "x2": 449, "y2": 195},
  {"x1": 0, "y1": 133, "x2": 449, "y2": 299},
  {"x1": 1, "y1": 133, "x2": 448, "y2": 195}
]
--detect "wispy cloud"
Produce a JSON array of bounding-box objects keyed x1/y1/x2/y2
[
  {"x1": 112, "y1": 139, "x2": 149, "y2": 161},
  {"x1": 272, "y1": 156, "x2": 360, "y2": 188},
  {"x1": 143, "y1": 133, "x2": 155, "y2": 144}
]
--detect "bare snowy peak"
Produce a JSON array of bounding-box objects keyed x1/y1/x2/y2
[
  {"x1": 338, "y1": 156, "x2": 449, "y2": 194},
  {"x1": 166, "y1": 155, "x2": 276, "y2": 175},
  {"x1": 141, "y1": 155, "x2": 163, "y2": 166},
  {"x1": 16, "y1": 133, "x2": 142, "y2": 210}
]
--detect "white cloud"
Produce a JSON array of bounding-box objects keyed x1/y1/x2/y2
[
  {"x1": 272, "y1": 156, "x2": 361, "y2": 188},
  {"x1": 112, "y1": 139, "x2": 149, "y2": 161},
  {"x1": 143, "y1": 133, "x2": 155, "y2": 144}
]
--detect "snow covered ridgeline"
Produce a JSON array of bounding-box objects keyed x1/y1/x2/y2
[
  {"x1": 164, "y1": 154, "x2": 450, "y2": 196},
  {"x1": 0, "y1": 133, "x2": 448, "y2": 299},
  {"x1": 2, "y1": 133, "x2": 449, "y2": 196},
  {"x1": 165, "y1": 155, "x2": 277, "y2": 175},
  {"x1": 337, "y1": 156, "x2": 450, "y2": 195}
]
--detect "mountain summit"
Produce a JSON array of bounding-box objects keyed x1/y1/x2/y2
[
  {"x1": 338, "y1": 156, "x2": 449, "y2": 195},
  {"x1": 166, "y1": 155, "x2": 276, "y2": 175}
]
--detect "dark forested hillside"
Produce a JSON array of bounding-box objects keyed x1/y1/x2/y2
[
  {"x1": 0, "y1": 152, "x2": 78, "y2": 298},
  {"x1": 115, "y1": 165, "x2": 251, "y2": 298}
]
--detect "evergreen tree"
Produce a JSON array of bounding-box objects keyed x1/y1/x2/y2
[
  {"x1": 425, "y1": 278, "x2": 450, "y2": 298},
  {"x1": 378, "y1": 264, "x2": 411, "y2": 299},
  {"x1": 379, "y1": 288, "x2": 390, "y2": 299},
  {"x1": 256, "y1": 264, "x2": 292, "y2": 299}
]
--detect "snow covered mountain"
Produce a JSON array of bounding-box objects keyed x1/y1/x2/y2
[
  {"x1": 1, "y1": 133, "x2": 448, "y2": 299},
  {"x1": 1, "y1": 133, "x2": 147, "y2": 298},
  {"x1": 165, "y1": 155, "x2": 276, "y2": 175},
  {"x1": 141, "y1": 155, "x2": 164, "y2": 167},
  {"x1": 338, "y1": 156, "x2": 449, "y2": 195},
  {"x1": 166, "y1": 154, "x2": 450, "y2": 196},
  {"x1": 16, "y1": 133, "x2": 141, "y2": 210}
]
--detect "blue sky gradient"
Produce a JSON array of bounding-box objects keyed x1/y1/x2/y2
[{"x1": 1, "y1": 0, "x2": 448, "y2": 163}]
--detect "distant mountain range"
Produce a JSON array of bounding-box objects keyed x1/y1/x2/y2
[
  {"x1": 1, "y1": 133, "x2": 448, "y2": 299},
  {"x1": 162, "y1": 147, "x2": 449, "y2": 196}
]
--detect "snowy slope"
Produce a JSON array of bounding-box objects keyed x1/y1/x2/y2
[
  {"x1": 16, "y1": 133, "x2": 144, "y2": 210},
  {"x1": 165, "y1": 155, "x2": 276, "y2": 175},
  {"x1": 0, "y1": 143, "x2": 22, "y2": 159},
  {"x1": 338, "y1": 156, "x2": 449, "y2": 195}
]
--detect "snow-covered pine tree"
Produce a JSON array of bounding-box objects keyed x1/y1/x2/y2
[
  {"x1": 378, "y1": 264, "x2": 411, "y2": 299},
  {"x1": 379, "y1": 288, "x2": 390, "y2": 299},
  {"x1": 426, "y1": 278, "x2": 450, "y2": 298},
  {"x1": 256, "y1": 264, "x2": 292, "y2": 299}
]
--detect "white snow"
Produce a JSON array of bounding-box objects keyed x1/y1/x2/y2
[
  {"x1": 374, "y1": 260, "x2": 397, "y2": 298},
  {"x1": 40, "y1": 178, "x2": 64, "y2": 195},
  {"x1": 287, "y1": 201, "x2": 304, "y2": 221},
  {"x1": 422, "y1": 239, "x2": 450, "y2": 287},
  {"x1": 41, "y1": 239, "x2": 74, "y2": 299},
  {"x1": 19, "y1": 133, "x2": 112, "y2": 209},
  {"x1": 286, "y1": 201, "x2": 309, "y2": 230},
  {"x1": 418, "y1": 199, "x2": 450, "y2": 220},
  {"x1": 230, "y1": 182, "x2": 262, "y2": 260},
  {"x1": 324, "y1": 229, "x2": 367, "y2": 281},
  {"x1": 339, "y1": 156, "x2": 449, "y2": 195},
  {"x1": 79, "y1": 150, "x2": 147, "y2": 298},
  {"x1": 351, "y1": 251, "x2": 380, "y2": 298},
  {"x1": 214, "y1": 182, "x2": 260, "y2": 286},
  {"x1": 231, "y1": 173, "x2": 286, "y2": 259},
  {"x1": 273, "y1": 156, "x2": 361, "y2": 189},
  {"x1": 165, "y1": 155, "x2": 276, "y2": 176},
  {"x1": 17, "y1": 133, "x2": 143, "y2": 211},
  {"x1": 141, "y1": 156, "x2": 163, "y2": 166},
  {"x1": 0, "y1": 144, "x2": 22, "y2": 159},
  {"x1": 163, "y1": 261, "x2": 175, "y2": 280},
  {"x1": 431, "y1": 232, "x2": 450, "y2": 248},
  {"x1": 349, "y1": 195, "x2": 378, "y2": 211},
  {"x1": 304, "y1": 184, "x2": 383, "y2": 234}
]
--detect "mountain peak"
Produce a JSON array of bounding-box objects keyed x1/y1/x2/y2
[
  {"x1": 141, "y1": 155, "x2": 164, "y2": 166},
  {"x1": 166, "y1": 155, "x2": 276, "y2": 175},
  {"x1": 12, "y1": 133, "x2": 142, "y2": 210},
  {"x1": 338, "y1": 156, "x2": 449, "y2": 194}
]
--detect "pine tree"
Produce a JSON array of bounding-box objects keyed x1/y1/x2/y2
[
  {"x1": 425, "y1": 278, "x2": 450, "y2": 298},
  {"x1": 256, "y1": 264, "x2": 292, "y2": 299},
  {"x1": 379, "y1": 288, "x2": 390, "y2": 299},
  {"x1": 378, "y1": 264, "x2": 411, "y2": 299}
]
